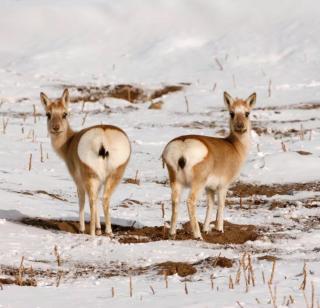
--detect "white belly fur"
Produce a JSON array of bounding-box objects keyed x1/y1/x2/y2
[
  {"x1": 77, "y1": 127, "x2": 130, "y2": 181},
  {"x1": 163, "y1": 138, "x2": 208, "y2": 185}
]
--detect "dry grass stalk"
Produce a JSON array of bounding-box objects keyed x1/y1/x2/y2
[
  {"x1": 111, "y1": 287, "x2": 115, "y2": 297},
  {"x1": 303, "y1": 290, "x2": 310, "y2": 308},
  {"x1": 210, "y1": 274, "x2": 215, "y2": 290},
  {"x1": 299, "y1": 262, "x2": 307, "y2": 290},
  {"x1": 2, "y1": 118, "x2": 9, "y2": 134},
  {"x1": 21, "y1": 126, "x2": 24, "y2": 135},
  {"x1": 28, "y1": 154, "x2": 32, "y2": 171},
  {"x1": 248, "y1": 254, "x2": 255, "y2": 286},
  {"x1": 213, "y1": 252, "x2": 222, "y2": 268},
  {"x1": 184, "y1": 96, "x2": 190, "y2": 113},
  {"x1": 215, "y1": 58, "x2": 223, "y2": 71},
  {"x1": 281, "y1": 141, "x2": 287, "y2": 153},
  {"x1": 311, "y1": 282, "x2": 315, "y2": 308},
  {"x1": 81, "y1": 101, "x2": 86, "y2": 112},
  {"x1": 268, "y1": 259, "x2": 276, "y2": 285},
  {"x1": 149, "y1": 285, "x2": 155, "y2": 295},
  {"x1": 54, "y1": 245, "x2": 62, "y2": 267},
  {"x1": 184, "y1": 281, "x2": 189, "y2": 295},
  {"x1": 255, "y1": 298, "x2": 261, "y2": 304},
  {"x1": 40, "y1": 143, "x2": 44, "y2": 163},
  {"x1": 235, "y1": 260, "x2": 241, "y2": 285},
  {"x1": 300, "y1": 124, "x2": 304, "y2": 141},
  {"x1": 56, "y1": 271, "x2": 63, "y2": 287},
  {"x1": 82, "y1": 112, "x2": 88, "y2": 126},
  {"x1": 212, "y1": 83, "x2": 217, "y2": 92},
  {"x1": 33, "y1": 104, "x2": 37, "y2": 124},
  {"x1": 242, "y1": 254, "x2": 249, "y2": 292},
  {"x1": 236, "y1": 301, "x2": 244, "y2": 308},
  {"x1": 268, "y1": 79, "x2": 272, "y2": 97},
  {"x1": 268, "y1": 283, "x2": 277, "y2": 308},
  {"x1": 164, "y1": 271, "x2": 168, "y2": 288},
  {"x1": 239, "y1": 196, "x2": 243, "y2": 209},
  {"x1": 17, "y1": 256, "x2": 25, "y2": 286},
  {"x1": 124, "y1": 170, "x2": 140, "y2": 185},
  {"x1": 257, "y1": 143, "x2": 261, "y2": 153},
  {"x1": 32, "y1": 129, "x2": 35, "y2": 142},
  {"x1": 161, "y1": 203, "x2": 165, "y2": 219},
  {"x1": 262, "y1": 270, "x2": 266, "y2": 284},
  {"x1": 229, "y1": 275, "x2": 234, "y2": 289},
  {"x1": 129, "y1": 275, "x2": 133, "y2": 297}
]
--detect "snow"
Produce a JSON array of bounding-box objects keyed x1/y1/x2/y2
[{"x1": 0, "y1": 0, "x2": 320, "y2": 307}]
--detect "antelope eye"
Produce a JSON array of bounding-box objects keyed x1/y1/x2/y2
[
  {"x1": 62, "y1": 112, "x2": 68, "y2": 119},
  {"x1": 46, "y1": 112, "x2": 51, "y2": 120},
  {"x1": 245, "y1": 112, "x2": 250, "y2": 117},
  {"x1": 229, "y1": 112, "x2": 235, "y2": 118}
]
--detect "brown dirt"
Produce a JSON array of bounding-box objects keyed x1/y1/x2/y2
[
  {"x1": 230, "y1": 181, "x2": 320, "y2": 198},
  {"x1": 149, "y1": 85, "x2": 183, "y2": 100},
  {"x1": 257, "y1": 255, "x2": 280, "y2": 262},
  {"x1": 20, "y1": 217, "x2": 259, "y2": 245},
  {"x1": 156, "y1": 262, "x2": 196, "y2": 277},
  {"x1": 66, "y1": 84, "x2": 184, "y2": 104}
]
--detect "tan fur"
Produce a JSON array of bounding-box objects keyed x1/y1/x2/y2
[
  {"x1": 162, "y1": 92, "x2": 256, "y2": 239},
  {"x1": 40, "y1": 89, "x2": 131, "y2": 236}
]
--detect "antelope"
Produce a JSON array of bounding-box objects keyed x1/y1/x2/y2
[
  {"x1": 162, "y1": 92, "x2": 256, "y2": 240},
  {"x1": 40, "y1": 89, "x2": 131, "y2": 236}
]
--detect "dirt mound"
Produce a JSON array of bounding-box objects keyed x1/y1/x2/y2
[
  {"x1": 66, "y1": 84, "x2": 184, "y2": 103},
  {"x1": 230, "y1": 181, "x2": 320, "y2": 197},
  {"x1": 20, "y1": 217, "x2": 259, "y2": 245},
  {"x1": 156, "y1": 262, "x2": 196, "y2": 277}
]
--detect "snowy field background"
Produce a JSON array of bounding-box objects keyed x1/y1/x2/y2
[{"x1": 0, "y1": 0, "x2": 319, "y2": 307}]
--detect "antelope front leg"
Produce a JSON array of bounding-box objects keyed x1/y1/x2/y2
[
  {"x1": 187, "y1": 186, "x2": 202, "y2": 240},
  {"x1": 169, "y1": 182, "x2": 182, "y2": 239},
  {"x1": 203, "y1": 188, "x2": 215, "y2": 233},
  {"x1": 77, "y1": 186, "x2": 85, "y2": 234},
  {"x1": 215, "y1": 187, "x2": 227, "y2": 232}
]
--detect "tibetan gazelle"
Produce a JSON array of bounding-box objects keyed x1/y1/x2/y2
[
  {"x1": 162, "y1": 92, "x2": 256, "y2": 240},
  {"x1": 40, "y1": 89, "x2": 131, "y2": 236}
]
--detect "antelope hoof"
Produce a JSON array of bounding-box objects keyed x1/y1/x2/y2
[
  {"x1": 105, "y1": 232, "x2": 114, "y2": 238},
  {"x1": 168, "y1": 233, "x2": 176, "y2": 240},
  {"x1": 203, "y1": 224, "x2": 214, "y2": 234},
  {"x1": 215, "y1": 226, "x2": 224, "y2": 233},
  {"x1": 194, "y1": 236, "x2": 203, "y2": 241},
  {"x1": 96, "y1": 228, "x2": 102, "y2": 236},
  {"x1": 78, "y1": 230, "x2": 85, "y2": 235}
]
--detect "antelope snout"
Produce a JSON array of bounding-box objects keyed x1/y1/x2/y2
[{"x1": 234, "y1": 122, "x2": 246, "y2": 133}]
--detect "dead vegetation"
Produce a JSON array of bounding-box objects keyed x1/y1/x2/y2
[{"x1": 64, "y1": 84, "x2": 184, "y2": 104}]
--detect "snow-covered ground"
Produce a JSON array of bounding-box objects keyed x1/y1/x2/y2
[{"x1": 0, "y1": 0, "x2": 319, "y2": 307}]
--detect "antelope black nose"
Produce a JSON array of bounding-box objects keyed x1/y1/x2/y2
[
  {"x1": 53, "y1": 125, "x2": 60, "y2": 131},
  {"x1": 236, "y1": 123, "x2": 244, "y2": 129}
]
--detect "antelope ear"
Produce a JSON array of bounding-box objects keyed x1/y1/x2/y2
[
  {"x1": 61, "y1": 88, "x2": 69, "y2": 106},
  {"x1": 40, "y1": 92, "x2": 50, "y2": 109},
  {"x1": 224, "y1": 91, "x2": 234, "y2": 109},
  {"x1": 246, "y1": 92, "x2": 256, "y2": 109}
]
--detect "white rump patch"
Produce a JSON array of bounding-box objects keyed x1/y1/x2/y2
[
  {"x1": 77, "y1": 128, "x2": 130, "y2": 181},
  {"x1": 163, "y1": 138, "x2": 208, "y2": 184}
]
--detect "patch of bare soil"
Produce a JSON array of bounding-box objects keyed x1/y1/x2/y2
[
  {"x1": 20, "y1": 217, "x2": 259, "y2": 245},
  {"x1": 230, "y1": 181, "x2": 320, "y2": 198},
  {"x1": 257, "y1": 255, "x2": 280, "y2": 262},
  {"x1": 156, "y1": 262, "x2": 196, "y2": 277},
  {"x1": 65, "y1": 84, "x2": 184, "y2": 104}
]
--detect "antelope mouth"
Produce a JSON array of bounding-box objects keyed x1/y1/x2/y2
[
  {"x1": 50, "y1": 131, "x2": 63, "y2": 135},
  {"x1": 234, "y1": 128, "x2": 247, "y2": 134}
]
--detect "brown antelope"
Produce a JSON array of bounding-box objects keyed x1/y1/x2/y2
[
  {"x1": 162, "y1": 92, "x2": 256, "y2": 240},
  {"x1": 40, "y1": 89, "x2": 131, "y2": 236}
]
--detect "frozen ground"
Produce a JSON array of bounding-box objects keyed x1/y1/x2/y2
[{"x1": 0, "y1": 0, "x2": 319, "y2": 307}]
